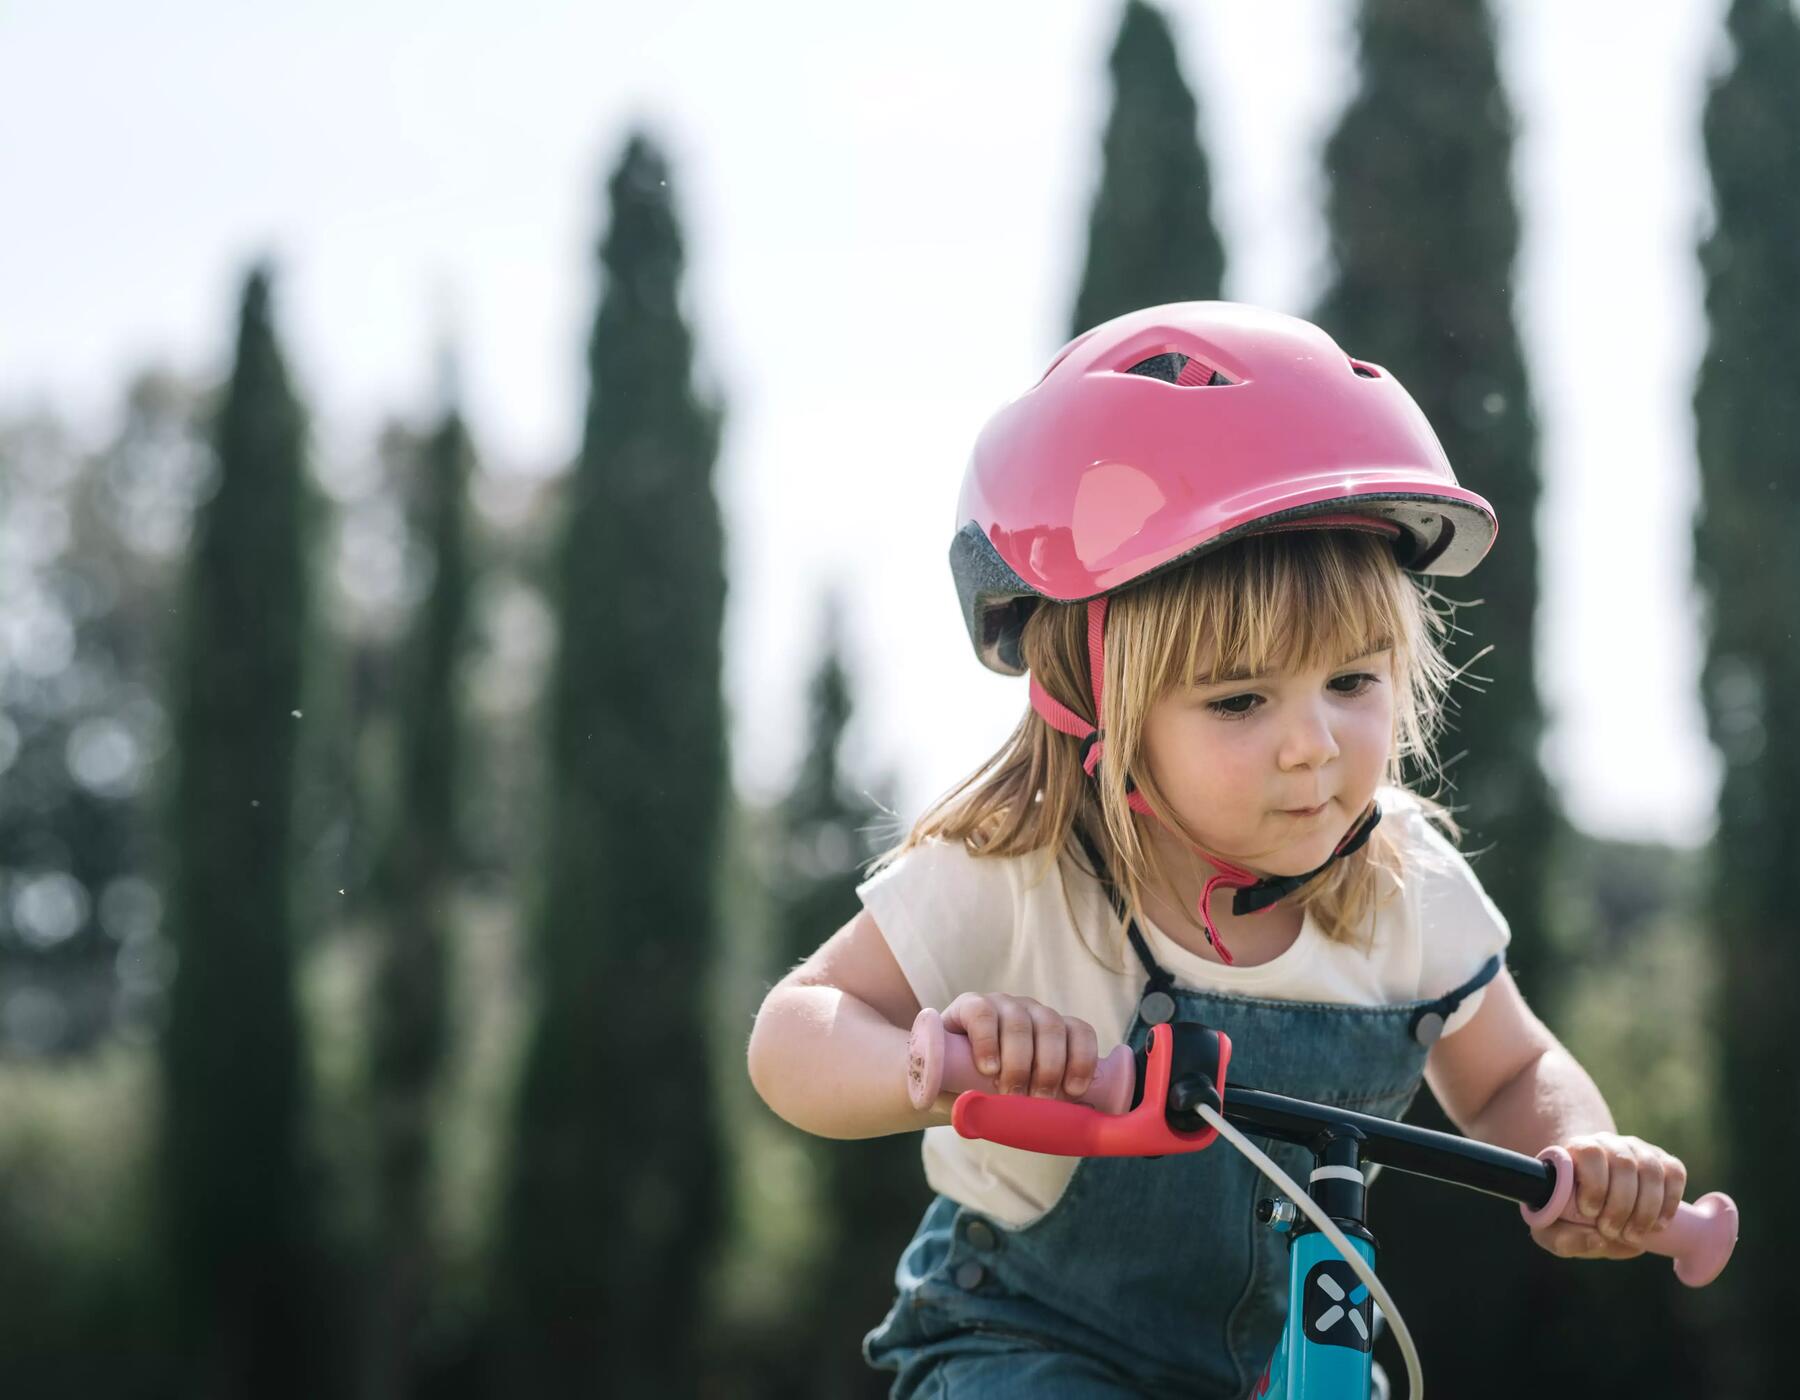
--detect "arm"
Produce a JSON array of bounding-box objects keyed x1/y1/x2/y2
[
  {"x1": 747, "y1": 906, "x2": 956, "y2": 1140},
  {"x1": 749, "y1": 899, "x2": 1101, "y2": 1139},
  {"x1": 1426, "y1": 967, "x2": 1688, "y2": 1258},
  {"x1": 1424, "y1": 967, "x2": 1611, "y2": 1153}
]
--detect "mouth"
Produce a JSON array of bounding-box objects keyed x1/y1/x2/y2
[{"x1": 1279, "y1": 801, "x2": 1329, "y2": 817}]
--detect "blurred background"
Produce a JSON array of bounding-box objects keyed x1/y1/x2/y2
[{"x1": 0, "y1": 0, "x2": 1791, "y2": 1395}]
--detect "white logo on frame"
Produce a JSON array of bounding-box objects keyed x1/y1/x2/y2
[{"x1": 1313, "y1": 1272, "x2": 1370, "y2": 1342}]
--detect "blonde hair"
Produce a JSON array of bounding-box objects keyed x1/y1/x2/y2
[{"x1": 871, "y1": 529, "x2": 1477, "y2": 970}]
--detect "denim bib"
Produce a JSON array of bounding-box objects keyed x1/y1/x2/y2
[{"x1": 863, "y1": 862, "x2": 1496, "y2": 1398}]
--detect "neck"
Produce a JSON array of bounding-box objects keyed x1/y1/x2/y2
[{"x1": 1134, "y1": 821, "x2": 1266, "y2": 931}]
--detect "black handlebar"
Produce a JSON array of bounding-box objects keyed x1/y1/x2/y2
[{"x1": 1223, "y1": 1085, "x2": 1557, "y2": 1213}]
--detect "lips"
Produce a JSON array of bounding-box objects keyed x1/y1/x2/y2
[{"x1": 1280, "y1": 802, "x2": 1328, "y2": 816}]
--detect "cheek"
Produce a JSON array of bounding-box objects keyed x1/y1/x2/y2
[
  {"x1": 1151, "y1": 713, "x2": 1260, "y2": 792},
  {"x1": 1337, "y1": 702, "x2": 1395, "y2": 781}
]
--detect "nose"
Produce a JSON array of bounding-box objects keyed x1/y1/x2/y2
[{"x1": 1277, "y1": 697, "x2": 1340, "y2": 771}]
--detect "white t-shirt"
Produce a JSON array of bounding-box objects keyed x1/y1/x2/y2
[{"x1": 854, "y1": 785, "x2": 1511, "y2": 1227}]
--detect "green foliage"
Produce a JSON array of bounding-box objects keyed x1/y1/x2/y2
[
  {"x1": 0, "y1": 394, "x2": 189, "y2": 1055},
  {"x1": 1694, "y1": 2, "x2": 1800, "y2": 1389},
  {"x1": 0, "y1": 1045, "x2": 173, "y2": 1397},
  {"x1": 1070, "y1": 0, "x2": 1224, "y2": 334},
  {"x1": 1307, "y1": 3, "x2": 1684, "y2": 1392},
  {"x1": 1315, "y1": 0, "x2": 1556, "y2": 997},
  {"x1": 1548, "y1": 836, "x2": 1718, "y2": 1181},
  {"x1": 159, "y1": 263, "x2": 332, "y2": 1397},
  {"x1": 742, "y1": 595, "x2": 922, "y2": 1397},
  {"x1": 362, "y1": 405, "x2": 476, "y2": 1396},
  {"x1": 494, "y1": 131, "x2": 730, "y2": 1395}
]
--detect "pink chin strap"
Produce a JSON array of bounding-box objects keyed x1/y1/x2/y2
[{"x1": 1028, "y1": 588, "x2": 1381, "y2": 967}]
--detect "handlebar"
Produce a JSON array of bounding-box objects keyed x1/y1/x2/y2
[{"x1": 908, "y1": 1007, "x2": 1739, "y2": 1287}]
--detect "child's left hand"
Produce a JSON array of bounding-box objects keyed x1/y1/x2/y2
[{"x1": 1529, "y1": 1132, "x2": 1688, "y2": 1260}]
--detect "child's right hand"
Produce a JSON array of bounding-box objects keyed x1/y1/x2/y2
[{"x1": 940, "y1": 992, "x2": 1100, "y2": 1100}]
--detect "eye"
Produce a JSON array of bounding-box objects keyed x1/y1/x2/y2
[
  {"x1": 1206, "y1": 692, "x2": 1260, "y2": 719},
  {"x1": 1330, "y1": 672, "x2": 1381, "y2": 698}
]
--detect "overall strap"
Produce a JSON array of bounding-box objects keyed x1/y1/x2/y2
[
  {"x1": 1407, "y1": 953, "x2": 1504, "y2": 1046},
  {"x1": 1071, "y1": 823, "x2": 1178, "y2": 1014}
]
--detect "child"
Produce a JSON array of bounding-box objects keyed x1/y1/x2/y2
[{"x1": 747, "y1": 302, "x2": 1686, "y2": 1398}]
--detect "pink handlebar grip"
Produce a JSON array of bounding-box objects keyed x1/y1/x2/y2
[
  {"x1": 1520, "y1": 1144, "x2": 1739, "y2": 1287},
  {"x1": 906, "y1": 1007, "x2": 1135, "y2": 1116}
]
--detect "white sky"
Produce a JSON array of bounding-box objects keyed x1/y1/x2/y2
[{"x1": 1, "y1": 0, "x2": 1732, "y2": 846}]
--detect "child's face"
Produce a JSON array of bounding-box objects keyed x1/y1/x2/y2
[{"x1": 1139, "y1": 647, "x2": 1395, "y2": 878}]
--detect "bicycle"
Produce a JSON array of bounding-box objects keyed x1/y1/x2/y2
[{"x1": 905, "y1": 1009, "x2": 1738, "y2": 1399}]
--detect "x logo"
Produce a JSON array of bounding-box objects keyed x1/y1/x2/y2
[
  {"x1": 1302, "y1": 1260, "x2": 1374, "y2": 1353},
  {"x1": 1313, "y1": 1272, "x2": 1370, "y2": 1341}
]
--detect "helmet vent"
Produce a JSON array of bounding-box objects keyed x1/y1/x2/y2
[
  {"x1": 1124, "y1": 352, "x2": 1231, "y2": 387},
  {"x1": 1350, "y1": 360, "x2": 1381, "y2": 379}
]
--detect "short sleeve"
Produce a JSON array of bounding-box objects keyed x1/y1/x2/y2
[
  {"x1": 855, "y1": 839, "x2": 1018, "y2": 1012},
  {"x1": 1406, "y1": 809, "x2": 1513, "y2": 1037}
]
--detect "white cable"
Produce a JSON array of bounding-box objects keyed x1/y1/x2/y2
[{"x1": 1197, "y1": 1104, "x2": 1425, "y2": 1400}]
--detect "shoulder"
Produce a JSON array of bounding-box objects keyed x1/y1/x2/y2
[
  {"x1": 1374, "y1": 786, "x2": 1483, "y2": 893},
  {"x1": 854, "y1": 836, "x2": 1039, "y2": 1010},
  {"x1": 855, "y1": 834, "x2": 1117, "y2": 1010},
  {"x1": 1372, "y1": 787, "x2": 1511, "y2": 1023},
  {"x1": 856, "y1": 835, "x2": 1038, "y2": 905}
]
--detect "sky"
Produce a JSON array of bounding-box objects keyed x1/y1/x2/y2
[{"x1": 1, "y1": 0, "x2": 1735, "y2": 846}]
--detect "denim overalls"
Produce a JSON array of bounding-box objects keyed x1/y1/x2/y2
[{"x1": 863, "y1": 842, "x2": 1499, "y2": 1399}]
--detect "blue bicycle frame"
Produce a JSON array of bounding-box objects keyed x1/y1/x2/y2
[
  {"x1": 1252, "y1": 1221, "x2": 1379, "y2": 1397},
  {"x1": 1218, "y1": 1087, "x2": 1561, "y2": 1400}
]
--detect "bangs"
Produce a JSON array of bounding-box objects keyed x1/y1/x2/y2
[{"x1": 1130, "y1": 531, "x2": 1407, "y2": 695}]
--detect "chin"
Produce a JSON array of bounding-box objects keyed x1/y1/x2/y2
[{"x1": 1264, "y1": 827, "x2": 1347, "y2": 876}]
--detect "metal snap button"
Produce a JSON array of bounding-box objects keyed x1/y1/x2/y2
[
  {"x1": 954, "y1": 1260, "x2": 985, "y2": 1290},
  {"x1": 1412, "y1": 1011, "x2": 1444, "y2": 1046},
  {"x1": 963, "y1": 1218, "x2": 997, "y2": 1252},
  {"x1": 1139, "y1": 990, "x2": 1175, "y2": 1025}
]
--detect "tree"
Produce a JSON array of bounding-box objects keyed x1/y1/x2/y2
[
  {"x1": 494, "y1": 131, "x2": 729, "y2": 1395},
  {"x1": 1314, "y1": 0, "x2": 1555, "y2": 994},
  {"x1": 1693, "y1": 2, "x2": 1800, "y2": 1391},
  {"x1": 1309, "y1": 4, "x2": 1648, "y2": 1394},
  {"x1": 763, "y1": 594, "x2": 920, "y2": 1398},
  {"x1": 363, "y1": 397, "x2": 475, "y2": 1398},
  {"x1": 158, "y1": 264, "x2": 326, "y2": 1397},
  {"x1": 1070, "y1": 0, "x2": 1225, "y2": 334}
]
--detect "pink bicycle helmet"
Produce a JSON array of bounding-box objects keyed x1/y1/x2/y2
[
  {"x1": 951, "y1": 301, "x2": 1497, "y2": 676},
  {"x1": 948, "y1": 301, "x2": 1500, "y2": 965}
]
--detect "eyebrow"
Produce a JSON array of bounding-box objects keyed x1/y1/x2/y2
[{"x1": 1197, "y1": 643, "x2": 1393, "y2": 687}]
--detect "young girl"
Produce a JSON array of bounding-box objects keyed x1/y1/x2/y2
[{"x1": 747, "y1": 302, "x2": 1687, "y2": 1398}]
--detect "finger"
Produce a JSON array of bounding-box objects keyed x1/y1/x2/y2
[
  {"x1": 1027, "y1": 1005, "x2": 1067, "y2": 1097},
  {"x1": 942, "y1": 994, "x2": 1001, "y2": 1077},
  {"x1": 1623, "y1": 1150, "x2": 1666, "y2": 1248},
  {"x1": 996, "y1": 997, "x2": 1038, "y2": 1095},
  {"x1": 1596, "y1": 1147, "x2": 1640, "y2": 1245},
  {"x1": 1656, "y1": 1154, "x2": 1689, "y2": 1230},
  {"x1": 1571, "y1": 1140, "x2": 1611, "y2": 1221},
  {"x1": 1063, "y1": 1018, "x2": 1099, "y2": 1098},
  {"x1": 1534, "y1": 1220, "x2": 1607, "y2": 1259},
  {"x1": 1535, "y1": 1220, "x2": 1641, "y2": 1262}
]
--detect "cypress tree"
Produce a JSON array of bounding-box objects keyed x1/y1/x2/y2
[
  {"x1": 1313, "y1": 5, "x2": 1707, "y2": 1394},
  {"x1": 766, "y1": 595, "x2": 922, "y2": 1398},
  {"x1": 1070, "y1": 0, "x2": 1225, "y2": 334},
  {"x1": 362, "y1": 395, "x2": 474, "y2": 1398},
  {"x1": 495, "y1": 131, "x2": 728, "y2": 1394},
  {"x1": 158, "y1": 264, "x2": 322, "y2": 1397},
  {"x1": 1695, "y1": 2, "x2": 1800, "y2": 1391},
  {"x1": 1314, "y1": 0, "x2": 1555, "y2": 998},
  {"x1": 1314, "y1": 3, "x2": 1548, "y2": 1392}
]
